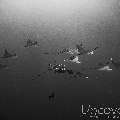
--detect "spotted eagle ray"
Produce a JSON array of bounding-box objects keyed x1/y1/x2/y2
[
  {"x1": 57, "y1": 43, "x2": 99, "y2": 56},
  {"x1": 0, "y1": 49, "x2": 17, "y2": 59},
  {"x1": 24, "y1": 39, "x2": 39, "y2": 48}
]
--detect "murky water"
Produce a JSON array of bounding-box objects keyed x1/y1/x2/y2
[{"x1": 0, "y1": 0, "x2": 120, "y2": 119}]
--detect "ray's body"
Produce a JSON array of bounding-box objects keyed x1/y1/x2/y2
[{"x1": 0, "y1": 49, "x2": 17, "y2": 58}]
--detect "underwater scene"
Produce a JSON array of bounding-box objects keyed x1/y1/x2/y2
[{"x1": 0, "y1": 0, "x2": 120, "y2": 119}]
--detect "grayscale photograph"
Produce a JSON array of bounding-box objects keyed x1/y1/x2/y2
[{"x1": 0, "y1": 0, "x2": 120, "y2": 119}]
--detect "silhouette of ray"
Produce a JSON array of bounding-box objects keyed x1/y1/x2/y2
[
  {"x1": 64, "y1": 55, "x2": 81, "y2": 64},
  {"x1": 57, "y1": 42, "x2": 99, "y2": 57},
  {"x1": 24, "y1": 39, "x2": 39, "y2": 48},
  {"x1": 48, "y1": 63, "x2": 73, "y2": 75},
  {"x1": 0, "y1": 49, "x2": 17, "y2": 59},
  {"x1": 98, "y1": 65, "x2": 112, "y2": 71},
  {"x1": 75, "y1": 71, "x2": 89, "y2": 78},
  {"x1": 47, "y1": 62, "x2": 89, "y2": 80}
]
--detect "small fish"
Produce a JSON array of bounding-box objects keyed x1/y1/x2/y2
[
  {"x1": 37, "y1": 74, "x2": 41, "y2": 77},
  {"x1": 67, "y1": 69, "x2": 74, "y2": 75},
  {"x1": 0, "y1": 63, "x2": 8, "y2": 70},
  {"x1": 87, "y1": 46, "x2": 99, "y2": 55},
  {"x1": 0, "y1": 49, "x2": 17, "y2": 59},
  {"x1": 31, "y1": 72, "x2": 45, "y2": 80},
  {"x1": 43, "y1": 52, "x2": 49, "y2": 55},
  {"x1": 48, "y1": 64, "x2": 53, "y2": 71},
  {"x1": 49, "y1": 92, "x2": 55, "y2": 104},
  {"x1": 87, "y1": 51, "x2": 94, "y2": 55},
  {"x1": 109, "y1": 58, "x2": 120, "y2": 69}
]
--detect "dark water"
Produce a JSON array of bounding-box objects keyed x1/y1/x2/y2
[{"x1": 0, "y1": 0, "x2": 120, "y2": 119}]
